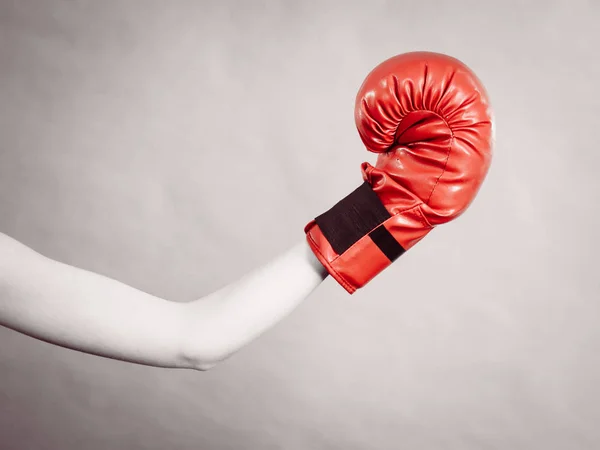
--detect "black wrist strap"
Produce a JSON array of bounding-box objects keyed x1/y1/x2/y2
[{"x1": 314, "y1": 182, "x2": 406, "y2": 262}]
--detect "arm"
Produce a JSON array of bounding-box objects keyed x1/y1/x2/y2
[{"x1": 0, "y1": 232, "x2": 327, "y2": 371}]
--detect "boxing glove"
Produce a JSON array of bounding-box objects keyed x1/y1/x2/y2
[{"x1": 305, "y1": 51, "x2": 494, "y2": 294}]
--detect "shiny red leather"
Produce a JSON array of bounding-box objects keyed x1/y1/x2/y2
[{"x1": 305, "y1": 52, "x2": 494, "y2": 294}]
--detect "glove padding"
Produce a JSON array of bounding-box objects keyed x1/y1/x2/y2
[{"x1": 305, "y1": 51, "x2": 494, "y2": 294}]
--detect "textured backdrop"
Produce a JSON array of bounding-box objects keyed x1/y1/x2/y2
[{"x1": 0, "y1": 1, "x2": 598, "y2": 449}]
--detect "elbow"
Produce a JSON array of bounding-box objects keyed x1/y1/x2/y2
[
  {"x1": 181, "y1": 351, "x2": 220, "y2": 372},
  {"x1": 193, "y1": 359, "x2": 219, "y2": 372},
  {"x1": 190, "y1": 346, "x2": 240, "y2": 371},
  {"x1": 194, "y1": 345, "x2": 238, "y2": 370},
  {"x1": 178, "y1": 305, "x2": 238, "y2": 372},
  {"x1": 192, "y1": 354, "x2": 237, "y2": 371},
  {"x1": 182, "y1": 347, "x2": 231, "y2": 372}
]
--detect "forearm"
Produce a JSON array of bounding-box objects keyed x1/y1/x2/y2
[{"x1": 180, "y1": 240, "x2": 328, "y2": 369}]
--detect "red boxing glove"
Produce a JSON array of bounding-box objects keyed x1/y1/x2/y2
[{"x1": 305, "y1": 51, "x2": 494, "y2": 294}]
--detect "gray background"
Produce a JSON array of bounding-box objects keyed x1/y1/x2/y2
[{"x1": 0, "y1": 0, "x2": 598, "y2": 449}]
